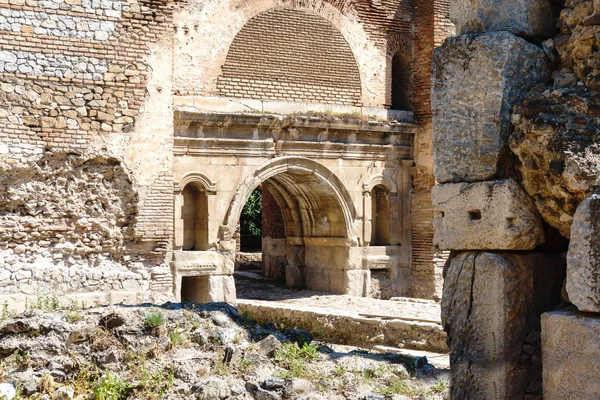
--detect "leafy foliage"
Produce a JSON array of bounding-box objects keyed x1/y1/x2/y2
[{"x1": 241, "y1": 189, "x2": 262, "y2": 236}]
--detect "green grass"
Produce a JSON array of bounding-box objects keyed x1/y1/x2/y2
[
  {"x1": 274, "y1": 342, "x2": 320, "y2": 379},
  {"x1": 144, "y1": 312, "x2": 165, "y2": 329},
  {"x1": 95, "y1": 372, "x2": 131, "y2": 400}
]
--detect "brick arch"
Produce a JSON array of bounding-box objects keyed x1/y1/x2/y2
[
  {"x1": 218, "y1": 7, "x2": 362, "y2": 105},
  {"x1": 173, "y1": 0, "x2": 386, "y2": 107},
  {"x1": 385, "y1": 33, "x2": 413, "y2": 109}
]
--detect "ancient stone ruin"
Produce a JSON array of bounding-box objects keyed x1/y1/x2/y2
[
  {"x1": 434, "y1": 0, "x2": 600, "y2": 398},
  {"x1": 1, "y1": 0, "x2": 600, "y2": 398},
  {"x1": 0, "y1": 0, "x2": 454, "y2": 309}
]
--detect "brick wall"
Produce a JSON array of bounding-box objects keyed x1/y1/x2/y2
[
  {"x1": 262, "y1": 184, "x2": 286, "y2": 239},
  {"x1": 411, "y1": 0, "x2": 453, "y2": 299},
  {"x1": 218, "y1": 8, "x2": 362, "y2": 105},
  {"x1": 0, "y1": 0, "x2": 176, "y2": 301}
]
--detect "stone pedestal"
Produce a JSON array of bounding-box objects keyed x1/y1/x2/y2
[
  {"x1": 542, "y1": 310, "x2": 600, "y2": 399},
  {"x1": 442, "y1": 251, "x2": 565, "y2": 399}
]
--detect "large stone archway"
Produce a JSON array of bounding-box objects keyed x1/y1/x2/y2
[{"x1": 220, "y1": 157, "x2": 365, "y2": 295}]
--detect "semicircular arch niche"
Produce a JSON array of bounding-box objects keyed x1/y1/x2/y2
[{"x1": 218, "y1": 7, "x2": 362, "y2": 106}]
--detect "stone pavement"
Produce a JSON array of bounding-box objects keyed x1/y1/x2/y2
[{"x1": 235, "y1": 272, "x2": 449, "y2": 355}]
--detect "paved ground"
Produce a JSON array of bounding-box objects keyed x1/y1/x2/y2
[
  {"x1": 234, "y1": 271, "x2": 450, "y2": 367},
  {"x1": 235, "y1": 271, "x2": 442, "y2": 323}
]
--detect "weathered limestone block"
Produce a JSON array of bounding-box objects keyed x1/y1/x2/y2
[
  {"x1": 566, "y1": 193, "x2": 600, "y2": 312},
  {"x1": 510, "y1": 88, "x2": 600, "y2": 237},
  {"x1": 542, "y1": 310, "x2": 600, "y2": 399},
  {"x1": 432, "y1": 179, "x2": 544, "y2": 250},
  {"x1": 171, "y1": 251, "x2": 234, "y2": 275},
  {"x1": 432, "y1": 32, "x2": 551, "y2": 183},
  {"x1": 442, "y1": 252, "x2": 565, "y2": 399},
  {"x1": 450, "y1": 0, "x2": 556, "y2": 38}
]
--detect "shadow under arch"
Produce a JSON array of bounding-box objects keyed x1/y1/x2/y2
[{"x1": 220, "y1": 156, "x2": 358, "y2": 243}]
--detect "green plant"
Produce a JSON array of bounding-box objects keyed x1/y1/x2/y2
[
  {"x1": 274, "y1": 342, "x2": 320, "y2": 379},
  {"x1": 429, "y1": 378, "x2": 448, "y2": 394},
  {"x1": 333, "y1": 364, "x2": 346, "y2": 376},
  {"x1": 236, "y1": 357, "x2": 254, "y2": 374},
  {"x1": 66, "y1": 310, "x2": 83, "y2": 323},
  {"x1": 14, "y1": 349, "x2": 30, "y2": 370},
  {"x1": 144, "y1": 312, "x2": 165, "y2": 329},
  {"x1": 168, "y1": 328, "x2": 187, "y2": 347},
  {"x1": 240, "y1": 188, "x2": 262, "y2": 236},
  {"x1": 376, "y1": 378, "x2": 411, "y2": 396},
  {"x1": 30, "y1": 291, "x2": 60, "y2": 311},
  {"x1": 95, "y1": 372, "x2": 131, "y2": 400},
  {"x1": 0, "y1": 301, "x2": 12, "y2": 323}
]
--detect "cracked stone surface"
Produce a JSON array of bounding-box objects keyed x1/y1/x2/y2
[
  {"x1": 432, "y1": 32, "x2": 551, "y2": 183},
  {"x1": 441, "y1": 251, "x2": 565, "y2": 400},
  {"x1": 566, "y1": 193, "x2": 600, "y2": 312},
  {"x1": 432, "y1": 179, "x2": 544, "y2": 250}
]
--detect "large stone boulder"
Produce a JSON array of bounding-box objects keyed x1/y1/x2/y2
[
  {"x1": 432, "y1": 179, "x2": 544, "y2": 250},
  {"x1": 432, "y1": 32, "x2": 551, "y2": 183},
  {"x1": 442, "y1": 251, "x2": 565, "y2": 400},
  {"x1": 510, "y1": 87, "x2": 600, "y2": 237},
  {"x1": 542, "y1": 310, "x2": 600, "y2": 399},
  {"x1": 450, "y1": 0, "x2": 556, "y2": 38},
  {"x1": 566, "y1": 193, "x2": 600, "y2": 312}
]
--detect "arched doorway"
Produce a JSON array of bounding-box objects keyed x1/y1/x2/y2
[{"x1": 221, "y1": 157, "x2": 365, "y2": 295}]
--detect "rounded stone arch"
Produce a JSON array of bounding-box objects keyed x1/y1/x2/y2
[
  {"x1": 363, "y1": 174, "x2": 398, "y2": 194},
  {"x1": 177, "y1": 172, "x2": 217, "y2": 193},
  {"x1": 221, "y1": 157, "x2": 358, "y2": 241}
]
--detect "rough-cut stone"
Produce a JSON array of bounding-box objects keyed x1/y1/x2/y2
[
  {"x1": 442, "y1": 251, "x2": 565, "y2": 400},
  {"x1": 542, "y1": 309, "x2": 600, "y2": 399},
  {"x1": 566, "y1": 193, "x2": 600, "y2": 312},
  {"x1": 450, "y1": 0, "x2": 556, "y2": 38},
  {"x1": 510, "y1": 87, "x2": 600, "y2": 237},
  {"x1": 432, "y1": 179, "x2": 544, "y2": 250},
  {"x1": 556, "y1": 0, "x2": 600, "y2": 90},
  {"x1": 432, "y1": 32, "x2": 551, "y2": 183}
]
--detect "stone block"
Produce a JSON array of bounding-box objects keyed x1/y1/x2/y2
[
  {"x1": 304, "y1": 267, "x2": 329, "y2": 292},
  {"x1": 171, "y1": 251, "x2": 234, "y2": 275},
  {"x1": 450, "y1": 0, "x2": 555, "y2": 38},
  {"x1": 432, "y1": 32, "x2": 551, "y2": 183},
  {"x1": 442, "y1": 251, "x2": 565, "y2": 399},
  {"x1": 566, "y1": 193, "x2": 600, "y2": 312},
  {"x1": 432, "y1": 179, "x2": 544, "y2": 250},
  {"x1": 345, "y1": 269, "x2": 369, "y2": 297},
  {"x1": 285, "y1": 264, "x2": 305, "y2": 289},
  {"x1": 542, "y1": 310, "x2": 600, "y2": 399}
]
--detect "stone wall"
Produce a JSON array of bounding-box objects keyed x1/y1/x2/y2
[
  {"x1": 0, "y1": 0, "x2": 175, "y2": 309},
  {"x1": 0, "y1": 0, "x2": 454, "y2": 308},
  {"x1": 434, "y1": 0, "x2": 600, "y2": 398}
]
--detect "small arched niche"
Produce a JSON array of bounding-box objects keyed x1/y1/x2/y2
[
  {"x1": 181, "y1": 183, "x2": 209, "y2": 251},
  {"x1": 391, "y1": 51, "x2": 412, "y2": 111},
  {"x1": 371, "y1": 185, "x2": 392, "y2": 246}
]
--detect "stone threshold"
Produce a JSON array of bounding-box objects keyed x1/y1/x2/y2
[{"x1": 236, "y1": 297, "x2": 448, "y2": 354}]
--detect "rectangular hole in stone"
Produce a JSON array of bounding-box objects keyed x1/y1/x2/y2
[
  {"x1": 181, "y1": 275, "x2": 209, "y2": 303},
  {"x1": 468, "y1": 210, "x2": 482, "y2": 221},
  {"x1": 435, "y1": 211, "x2": 445, "y2": 218},
  {"x1": 506, "y1": 217, "x2": 517, "y2": 228}
]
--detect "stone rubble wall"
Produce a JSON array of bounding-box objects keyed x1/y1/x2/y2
[
  {"x1": 436, "y1": 0, "x2": 600, "y2": 398},
  {"x1": 0, "y1": 0, "x2": 176, "y2": 310},
  {"x1": 432, "y1": 0, "x2": 600, "y2": 399}
]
